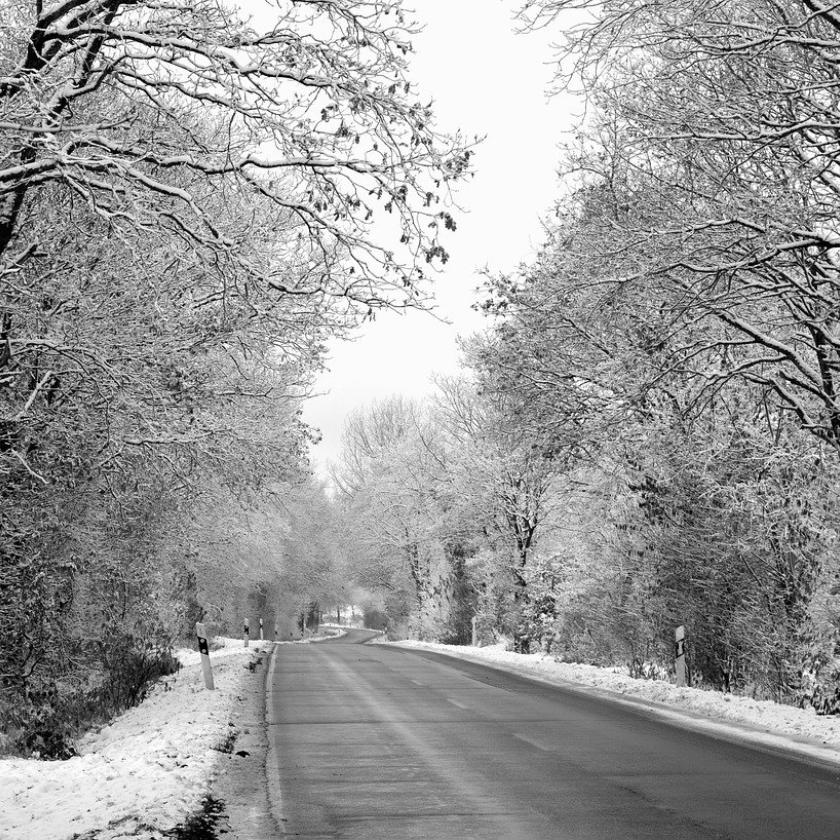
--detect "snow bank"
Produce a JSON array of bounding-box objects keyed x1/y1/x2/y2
[
  {"x1": 386, "y1": 640, "x2": 840, "y2": 763},
  {"x1": 1, "y1": 637, "x2": 264, "y2": 840},
  {"x1": 310, "y1": 624, "x2": 348, "y2": 641}
]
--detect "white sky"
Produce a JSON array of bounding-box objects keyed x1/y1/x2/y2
[{"x1": 301, "y1": 1, "x2": 575, "y2": 476}]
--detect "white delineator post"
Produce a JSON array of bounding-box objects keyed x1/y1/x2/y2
[
  {"x1": 259, "y1": 617, "x2": 264, "y2": 641},
  {"x1": 471, "y1": 615, "x2": 478, "y2": 647},
  {"x1": 243, "y1": 617, "x2": 250, "y2": 648},
  {"x1": 675, "y1": 625, "x2": 687, "y2": 687},
  {"x1": 195, "y1": 622, "x2": 215, "y2": 690},
  {"x1": 274, "y1": 621, "x2": 279, "y2": 643}
]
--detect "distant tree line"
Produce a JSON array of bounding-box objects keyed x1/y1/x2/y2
[{"x1": 334, "y1": 0, "x2": 840, "y2": 711}]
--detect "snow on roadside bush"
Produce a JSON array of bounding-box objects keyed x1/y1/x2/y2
[
  {"x1": 1, "y1": 637, "x2": 262, "y2": 840},
  {"x1": 388, "y1": 640, "x2": 840, "y2": 757}
]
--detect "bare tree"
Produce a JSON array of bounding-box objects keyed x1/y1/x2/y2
[
  {"x1": 1, "y1": 0, "x2": 469, "y2": 297},
  {"x1": 518, "y1": 0, "x2": 840, "y2": 448}
]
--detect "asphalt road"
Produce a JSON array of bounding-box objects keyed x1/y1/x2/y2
[{"x1": 267, "y1": 631, "x2": 840, "y2": 839}]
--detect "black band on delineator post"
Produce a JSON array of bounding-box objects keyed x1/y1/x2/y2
[{"x1": 195, "y1": 621, "x2": 215, "y2": 690}]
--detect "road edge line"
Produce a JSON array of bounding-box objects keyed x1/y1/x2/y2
[{"x1": 264, "y1": 643, "x2": 287, "y2": 835}]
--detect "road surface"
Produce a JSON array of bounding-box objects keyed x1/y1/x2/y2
[{"x1": 266, "y1": 631, "x2": 840, "y2": 838}]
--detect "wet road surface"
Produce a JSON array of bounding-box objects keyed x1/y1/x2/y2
[{"x1": 267, "y1": 632, "x2": 840, "y2": 839}]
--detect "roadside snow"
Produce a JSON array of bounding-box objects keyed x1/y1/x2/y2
[
  {"x1": 301, "y1": 625, "x2": 347, "y2": 642},
  {"x1": 385, "y1": 640, "x2": 840, "y2": 765},
  {"x1": 1, "y1": 637, "x2": 264, "y2": 840}
]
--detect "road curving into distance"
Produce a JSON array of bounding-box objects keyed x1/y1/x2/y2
[{"x1": 266, "y1": 632, "x2": 840, "y2": 839}]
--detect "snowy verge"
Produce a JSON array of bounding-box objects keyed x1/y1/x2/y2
[
  {"x1": 1, "y1": 637, "x2": 268, "y2": 840},
  {"x1": 383, "y1": 640, "x2": 840, "y2": 766},
  {"x1": 301, "y1": 625, "x2": 347, "y2": 642}
]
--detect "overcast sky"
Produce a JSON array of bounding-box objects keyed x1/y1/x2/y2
[{"x1": 301, "y1": 1, "x2": 574, "y2": 476}]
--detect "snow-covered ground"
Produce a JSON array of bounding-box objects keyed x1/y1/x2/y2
[
  {"x1": 303, "y1": 624, "x2": 347, "y2": 641},
  {"x1": 1, "y1": 637, "x2": 266, "y2": 840},
  {"x1": 385, "y1": 640, "x2": 840, "y2": 765}
]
